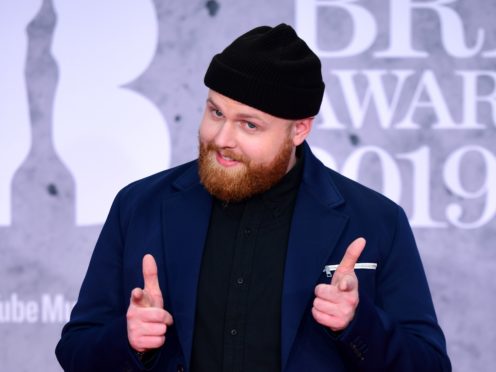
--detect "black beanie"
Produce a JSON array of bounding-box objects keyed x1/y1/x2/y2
[{"x1": 204, "y1": 23, "x2": 325, "y2": 119}]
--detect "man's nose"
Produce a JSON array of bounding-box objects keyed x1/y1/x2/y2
[{"x1": 213, "y1": 121, "x2": 236, "y2": 148}]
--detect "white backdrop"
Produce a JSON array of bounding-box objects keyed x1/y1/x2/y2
[{"x1": 1, "y1": 0, "x2": 495, "y2": 371}]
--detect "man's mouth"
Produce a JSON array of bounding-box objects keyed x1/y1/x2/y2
[{"x1": 215, "y1": 151, "x2": 241, "y2": 167}]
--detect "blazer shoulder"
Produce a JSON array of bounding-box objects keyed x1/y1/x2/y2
[
  {"x1": 115, "y1": 159, "x2": 199, "y2": 207},
  {"x1": 326, "y1": 166, "x2": 401, "y2": 221},
  {"x1": 302, "y1": 143, "x2": 399, "y2": 220}
]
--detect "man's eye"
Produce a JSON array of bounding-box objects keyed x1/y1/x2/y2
[
  {"x1": 245, "y1": 122, "x2": 257, "y2": 129},
  {"x1": 212, "y1": 109, "x2": 223, "y2": 118}
]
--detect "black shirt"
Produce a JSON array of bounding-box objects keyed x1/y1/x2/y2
[{"x1": 191, "y1": 156, "x2": 304, "y2": 372}]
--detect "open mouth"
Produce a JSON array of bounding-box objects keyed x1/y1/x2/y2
[{"x1": 215, "y1": 151, "x2": 241, "y2": 167}]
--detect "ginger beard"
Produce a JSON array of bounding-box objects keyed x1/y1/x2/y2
[{"x1": 198, "y1": 136, "x2": 294, "y2": 202}]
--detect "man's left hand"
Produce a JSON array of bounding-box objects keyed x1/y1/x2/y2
[{"x1": 312, "y1": 237, "x2": 366, "y2": 332}]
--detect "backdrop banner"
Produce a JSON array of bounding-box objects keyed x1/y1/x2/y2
[{"x1": 1, "y1": 0, "x2": 495, "y2": 371}]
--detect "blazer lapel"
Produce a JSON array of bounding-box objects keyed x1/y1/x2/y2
[
  {"x1": 161, "y1": 164, "x2": 212, "y2": 368},
  {"x1": 281, "y1": 145, "x2": 349, "y2": 371}
]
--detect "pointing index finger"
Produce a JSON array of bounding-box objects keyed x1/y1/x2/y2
[
  {"x1": 142, "y1": 254, "x2": 161, "y2": 295},
  {"x1": 336, "y1": 237, "x2": 366, "y2": 274}
]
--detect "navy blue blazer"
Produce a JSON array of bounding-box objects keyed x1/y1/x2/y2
[{"x1": 56, "y1": 143, "x2": 451, "y2": 371}]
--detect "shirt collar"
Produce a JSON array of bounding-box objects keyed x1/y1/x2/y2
[{"x1": 262, "y1": 146, "x2": 303, "y2": 202}]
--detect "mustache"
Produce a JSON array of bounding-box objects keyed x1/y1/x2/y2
[{"x1": 204, "y1": 142, "x2": 248, "y2": 163}]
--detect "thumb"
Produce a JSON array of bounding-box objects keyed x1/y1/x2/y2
[
  {"x1": 130, "y1": 287, "x2": 152, "y2": 307},
  {"x1": 338, "y1": 274, "x2": 358, "y2": 292}
]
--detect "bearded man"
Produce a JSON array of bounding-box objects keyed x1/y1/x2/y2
[{"x1": 56, "y1": 24, "x2": 451, "y2": 372}]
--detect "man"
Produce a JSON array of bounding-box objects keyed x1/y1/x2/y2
[{"x1": 56, "y1": 24, "x2": 451, "y2": 371}]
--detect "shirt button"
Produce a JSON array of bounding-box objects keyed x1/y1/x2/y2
[
  {"x1": 230, "y1": 329, "x2": 238, "y2": 336},
  {"x1": 176, "y1": 365, "x2": 185, "y2": 372},
  {"x1": 244, "y1": 228, "x2": 251, "y2": 235},
  {"x1": 236, "y1": 277, "x2": 244, "y2": 285}
]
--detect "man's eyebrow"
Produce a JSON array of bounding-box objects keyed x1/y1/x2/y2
[
  {"x1": 206, "y1": 97, "x2": 265, "y2": 122},
  {"x1": 237, "y1": 112, "x2": 264, "y2": 122},
  {"x1": 206, "y1": 98, "x2": 218, "y2": 108}
]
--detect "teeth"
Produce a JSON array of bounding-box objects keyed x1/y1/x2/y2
[{"x1": 220, "y1": 153, "x2": 234, "y2": 161}]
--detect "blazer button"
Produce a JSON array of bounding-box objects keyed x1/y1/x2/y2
[{"x1": 177, "y1": 364, "x2": 185, "y2": 372}]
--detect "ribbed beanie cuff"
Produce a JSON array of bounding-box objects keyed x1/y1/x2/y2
[{"x1": 204, "y1": 24, "x2": 325, "y2": 119}]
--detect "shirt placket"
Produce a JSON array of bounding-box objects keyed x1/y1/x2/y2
[{"x1": 222, "y1": 198, "x2": 262, "y2": 372}]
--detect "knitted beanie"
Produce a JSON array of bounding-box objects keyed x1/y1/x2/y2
[{"x1": 204, "y1": 23, "x2": 325, "y2": 119}]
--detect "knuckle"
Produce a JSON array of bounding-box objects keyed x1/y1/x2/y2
[
  {"x1": 342, "y1": 307, "x2": 352, "y2": 319},
  {"x1": 339, "y1": 319, "x2": 349, "y2": 329},
  {"x1": 312, "y1": 307, "x2": 324, "y2": 322},
  {"x1": 313, "y1": 297, "x2": 321, "y2": 308},
  {"x1": 158, "y1": 309, "x2": 167, "y2": 322},
  {"x1": 314, "y1": 298, "x2": 328, "y2": 313},
  {"x1": 150, "y1": 336, "x2": 165, "y2": 348},
  {"x1": 126, "y1": 310, "x2": 136, "y2": 321},
  {"x1": 157, "y1": 335, "x2": 166, "y2": 347},
  {"x1": 314, "y1": 284, "x2": 324, "y2": 296},
  {"x1": 317, "y1": 313, "x2": 326, "y2": 323},
  {"x1": 350, "y1": 297, "x2": 359, "y2": 308},
  {"x1": 316, "y1": 284, "x2": 329, "y2": 298},
  {"x1": 159, "y1": 323, "x2": 167, "y2": 335},
  {"x1": 127, "y1": 323, "x2": 136, "y2": 333},
  {"x1": 332, "y1": 318, "x2": 344, "y2": 330},
  {"x1": 162, "y1": 311, "x2": 173, "y2": 325},
  {"x1": 127, "y1": 317, "x2": 139, "y2": 330}
]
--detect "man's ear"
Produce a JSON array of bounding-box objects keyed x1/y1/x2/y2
[{"x1": 292, "y1": 117, "x2": 313, "y2": 146}]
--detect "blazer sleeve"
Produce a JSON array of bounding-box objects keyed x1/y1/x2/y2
[
  {"x1": 334, "y1": 206, "x2": 451, "y2": 371},
  {"x1": 55, "y1": 190, "x2": 157, "y2": 372}
]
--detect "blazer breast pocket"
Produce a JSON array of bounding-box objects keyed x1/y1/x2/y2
[{"x1": 320, "y1": 262, "x2": 378, "y2": 295}]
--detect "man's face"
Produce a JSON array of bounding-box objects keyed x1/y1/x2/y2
[{"x1": 198, "y1": 90, "x2": 310, "y2": 202}]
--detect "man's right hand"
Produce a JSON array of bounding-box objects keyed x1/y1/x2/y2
[{"x1": 127, "y1": 254, "x2": 174, "y2": 353}]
